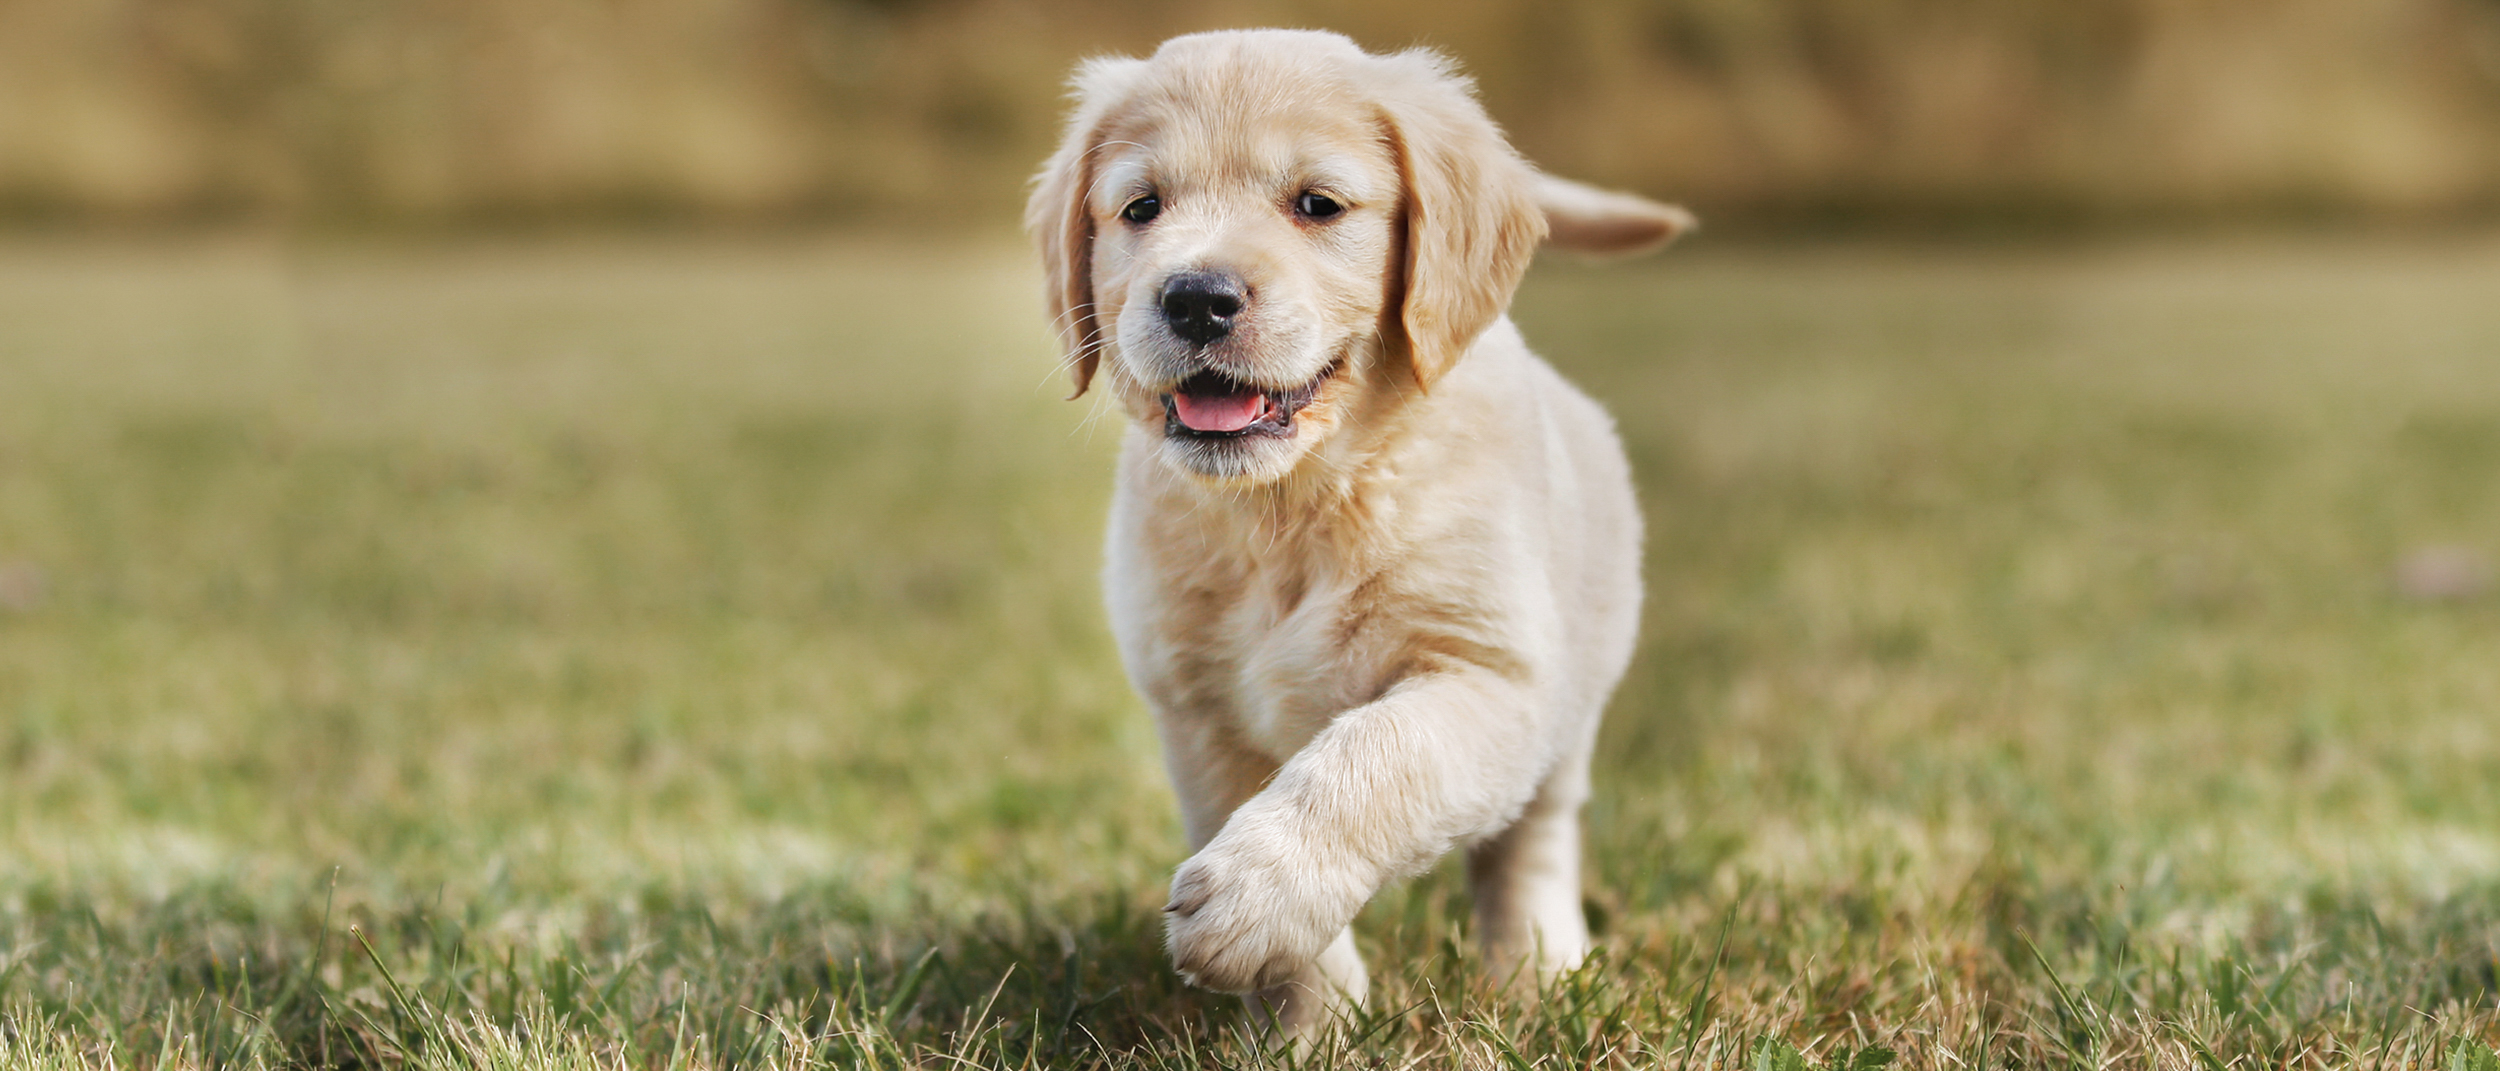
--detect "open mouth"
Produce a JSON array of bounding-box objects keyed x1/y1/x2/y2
[{"x1": 1162, "y1": 364, "x2": 1337, "y2": 440}]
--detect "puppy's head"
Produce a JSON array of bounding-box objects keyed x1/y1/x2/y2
[{"x1": 1030, "y1": 30, "x2": 1688, "y2": 486}]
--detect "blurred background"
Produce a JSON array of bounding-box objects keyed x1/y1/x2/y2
[{"x1": 7, "y1": 0, "x2": 2500, "y2": 231}]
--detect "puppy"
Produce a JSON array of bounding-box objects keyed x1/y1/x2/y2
[{"x1": 1027, "y1": 29, "x2": 1690, "y2": 1036}]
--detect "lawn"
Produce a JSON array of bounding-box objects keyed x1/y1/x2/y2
[{"x1": 1, "y1": 230, "x2": 2497, "y2": 1069}]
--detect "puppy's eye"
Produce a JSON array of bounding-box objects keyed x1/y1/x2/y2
[
  {"x1": 1121, "y1": 196, "x2": 1161, "y2": 225},
  {"x1": 1295, "y1": 192, "x2": 1344, "y2": 220}
]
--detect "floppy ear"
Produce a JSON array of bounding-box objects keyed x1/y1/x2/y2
[
  {"x1": 1374, "y1": 50, "x2": 1547, "y2": 393},
  {"x1": 1534, "y1": 172, "x2": 1697, "y2": 256},
  {"x1": 1026, "y1": 57, "x2": 1143, "y2": 399}
]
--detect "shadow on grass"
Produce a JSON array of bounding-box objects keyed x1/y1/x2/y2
[{"x1": 5, "y1": 866, "x2": 2499, "y2": 1069}]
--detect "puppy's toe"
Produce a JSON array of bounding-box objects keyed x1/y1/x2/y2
[{"x1": 1162, "y1": 865, "x2": 1212, "y2": 917}]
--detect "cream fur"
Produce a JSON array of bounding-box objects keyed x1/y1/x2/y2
[{"x1": 1028, "y1": 28, "x2": 1689, "y2": 1038}]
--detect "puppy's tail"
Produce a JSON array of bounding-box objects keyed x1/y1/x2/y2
[{"x1": 1533, "y1": 173, "x2": 1696, "y2": 256}]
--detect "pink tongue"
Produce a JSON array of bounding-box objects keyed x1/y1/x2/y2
[{"x1": 1174, "y1": 388, "x2": 1265, "y2": 432}]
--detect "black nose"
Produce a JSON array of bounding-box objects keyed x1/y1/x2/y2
[{"x1": 1160, "y1": 271, "x2": 1246, "y2": 347}]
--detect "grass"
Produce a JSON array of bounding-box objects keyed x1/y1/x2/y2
[{"x1": 0, "y1": 229, "x2": 2497, "y2": 1069}]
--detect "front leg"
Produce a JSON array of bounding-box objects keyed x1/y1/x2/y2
[
  {"x1": 1153, "y1": 701, "x2": 1368, "y2": 1034},
  {"x1": 1165, "y1": 664, "x2": 1553, "y2": 992}
]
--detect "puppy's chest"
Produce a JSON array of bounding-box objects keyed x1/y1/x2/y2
[{"x1": 1138, "y1": 554, "x2": 1393, "y2": 760}]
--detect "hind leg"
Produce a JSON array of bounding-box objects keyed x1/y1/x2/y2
[
  {"x1": 1466, "y1": 751, "x2": 1593, "y2": 988},
  {"x1": 1244, "y1": 927, "x2": 1368, "y2": 1040}
]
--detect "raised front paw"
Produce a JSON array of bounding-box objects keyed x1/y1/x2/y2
[{"x1": 1162, "y1": 813, "x2": 1364, "y2": 993}]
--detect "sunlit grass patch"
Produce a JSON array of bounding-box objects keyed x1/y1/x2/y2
[{"x1": 1, "y1": 232, "x2": 2498, "y2": 1067}]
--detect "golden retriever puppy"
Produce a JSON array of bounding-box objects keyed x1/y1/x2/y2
[{"x1": 1028, "y1": 29, "x2": 1690, "y2": 1036}]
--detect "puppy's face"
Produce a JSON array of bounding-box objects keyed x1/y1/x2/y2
[
  {"x1": 1031, "y1": 31, "x2": 1550, "y2": 487},
  {"x1": 1085, "y1": 92, "x2": 1399, "y2": 483}
]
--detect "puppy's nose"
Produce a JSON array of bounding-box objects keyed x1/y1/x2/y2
[{"x1": 1159, "y1": 271, "x2": 1245, "y2": 347}]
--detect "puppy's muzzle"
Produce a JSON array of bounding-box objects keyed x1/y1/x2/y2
[{"x1": 1160, "y1": 270, "x2": 1246, "y2": 348}]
